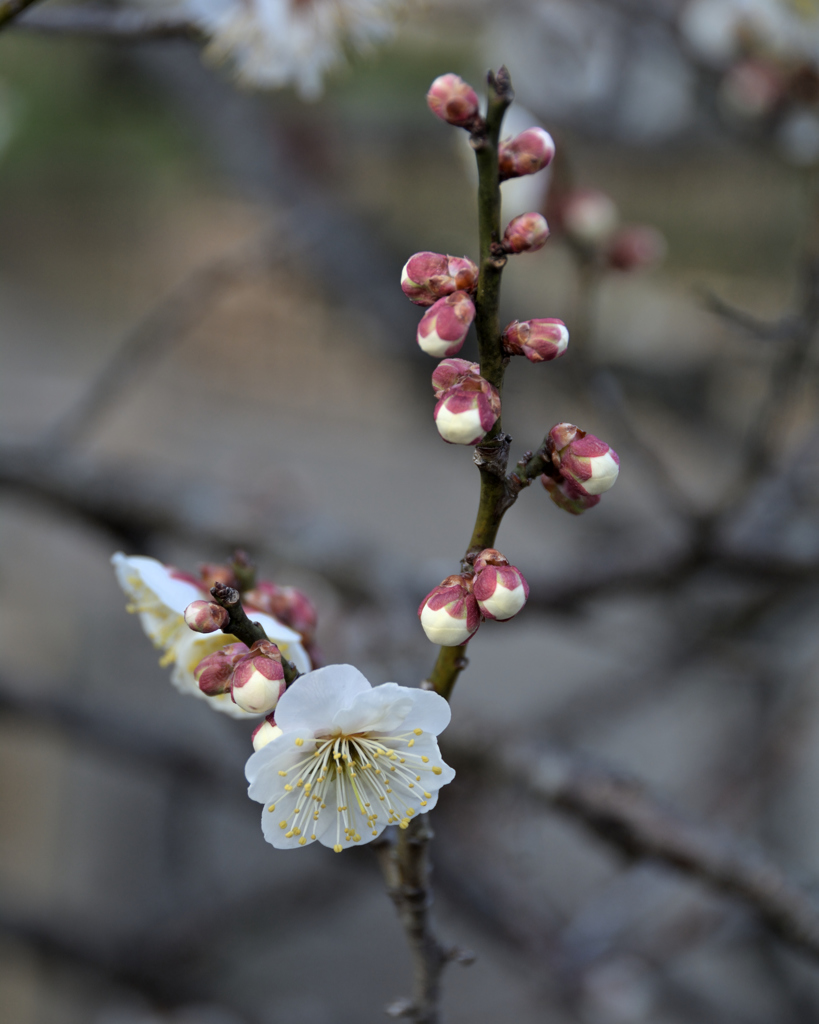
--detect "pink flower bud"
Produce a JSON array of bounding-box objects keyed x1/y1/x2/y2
[
  {"x1": 231, "y1": 639, "x2": 286, "y2": 715},
  {"x1": 498, "y1": 127, "x2": 555, "y2": 180},
  {"x1": 720, "y1": 60, "x2": 784, "y2": 120},
  {"x1": 472, "y1": 550, "x2": 529, "y2": 621},
  {"x1": 561, "y1": 189, "x2": 619, "y2": 247},
  {"x1": 251, "y1": 713, "x2": 283, "y2": 751},
  {"x1": 401, "y1": 252, "x2": 479, "y2": 307},
  {"x1": 426, "y1": 73, "x2": 480, "y2": 127},
  {"x1": 245, "y1": 581, "x2": 318, "y2": 642},
  {"x1": 418, "y1": 574, "x2": 481, "y2": 646},
  {"x1": 502, "y1": 212, "x2": 550, "y2": 254},
  {"x1": 503, "y1": 318, "x2": 569, "y2": 362},
  {"x1": 198, "y1": 561, "x2": 240, "y2": 591},
  {"x1": 194, "y1": 642, "x2": 248, "y2": 696},
  {"x1": 417, "y1": 291, "x2": 476, "y2": 358},
  {"x1": 434, "y1": 376, "x2": 501, "y2": 445},
  {"x1": 184, "y1": 600, "x2": 230, "y2": 633},
  {"x1": 541, "y1": 475, "x2": 601, "y2": 515},
  {"x1": 606, "y1": 226, "x2": 667, "y2": 272},
  {"x1": 431, "y1": 358, "x2": 480, "y2": 398},
  {"x1": 550, "y1": 423, "x2": 620, "y2": 497}
]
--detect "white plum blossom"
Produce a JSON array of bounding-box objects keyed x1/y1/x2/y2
[
  {"x1": 246, "y1": 665, "x2": 455, "y2": 851},
  {"x1": 112, "y1": 553, "x2": 310, "y2": 718}
]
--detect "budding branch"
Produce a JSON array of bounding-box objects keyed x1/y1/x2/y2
[{"x1": 210, "y1": 581, "x2": 300, "y2": 686}]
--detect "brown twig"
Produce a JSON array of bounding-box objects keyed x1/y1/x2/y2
[{"x1": 209, "y1": 582, "x2": 300, "y2": 685}]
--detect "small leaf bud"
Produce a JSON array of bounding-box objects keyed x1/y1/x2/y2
[
  {"x1": 606, "y1": 226, "x2": 667, "y2": 272},
  {"x1": 472, "y1": 549, "x2": 529, "y2": 621},
  {"x1": 426, "y1": 73, "x2": 480, "y2": 127},
  {"x1": 434, "y1": 376, "x2": 501, "y2": 445},
  {"x1": 231, "y1": 639, "x2": 286, "y2": 715},
  {"x1": 503, "y1": 318, "x2": 568, "y2": 362},
  {"x1": 498, "y1": 127, "x2": 556, "y2": 180},
  {"x1": 541, "y1": 475, "x2": 601, "y2": 515},
  {"x1": 432, "y1": 358, "x2": 480, "y2": 398},
  {"x1": 502, "y1": 212, "x2": 550, "y2": 254},
  {"x1": 418, "y1": 574, "x2": 481, "y2": 646},
  {"x1": 561, "y1": 189, "x2": 619, "y2": 247},
  {"x1": 184, "y1": 599, "x2": 230, "y2": 633},
  {"x1": 417, "y1": 291, "x2": 476, "y2": 358},
  {"x1": 550, "y1": 423, "x2": 620, "y2": 497},
  {"x1": 194, "y1": 642, "x2": 248, "y2": 696},
  {"x1": 251, "y1": 714, "x2": 283, "y2": 752},
  {"x1": 401, "y1": 252, "x2": 478, "y2": 307}
]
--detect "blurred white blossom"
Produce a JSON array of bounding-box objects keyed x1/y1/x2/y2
[{"x1": 682, "y1": 0, "x2": 819, "y2": 66}]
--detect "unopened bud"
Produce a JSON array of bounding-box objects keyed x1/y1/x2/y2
[
  {"x1": 401, "y1": 252, "x2": 478, "y2": 307},
  {"x1": 498, "y1": 127, "x2": 555, "y2": 180},
  {"x1": 418, "y1": 575, "x2": 480, "y2": 646},
  {"x1": 245, "y1": 581, "x2": 318, "y2": 642},
  {"x1": 431, "y1": 357, "x2": 480, "y2": 398},
  {"x1": 550, "y1": 423, "x2": 620, "y2": 496},
  {"x1": 472, "y1": 549, "x2": 529, "y2": 621},
  {"x1": 561, "y1": 189, "x2": 619, "y2": 247},
  {"x1": 231, "y1": 640, "x2": 286, "y2": 715},
  {"x1": 434, "y1": 376, "x2": 500, "y2": 445},
  {"x1": 198, "y1": 561, "x2": 240, "y2": 591},
  {"x1": 417, "y1": 291, "x2": 476, "y2": 358},
  {"x1": 184, "y1": 600, "x2": 230, "y2": 633},
  {"x1": 503, "y1": 318, "x2": 568, "y2": 362},
  {"x1": 251, "y1": 713, "x2": 283, "y2": 752},
  {"x1": 194, "y1": 642, "x2": 247, "y2": 696},
  {"x1": 606, "y1": 226, "x2": 666, "y2": 272},
  {"x1": 720, "y1": 60, "x2": 784, "y2": 120},
  {"x1": 503, "y1": 212, "x2": 550, "y2": 254},
  {"x1": 426, "y1": 73, "x2": 480, "y2": 127},
  {"x1": 542, "y1": 475, "x2": 601, "y2": 515}
]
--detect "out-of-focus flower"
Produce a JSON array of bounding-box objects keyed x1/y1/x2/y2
[
  {"x1": 426, "y1": 73, "x2": 480, "y2": 127},
  {"x1": 605, "y1": 226, "x2": 667, "y2": 272},
  {"x1": 719, "y1": 58, "x2": 785, "y2": 118},
  {"x1": 682, "y1": 0, "x2": 819, "y2": 68},
  {"x1": 503, "y1": 211, "x2": 550, "y2": 253},
  {"x1": 560, "y1": 189, "x2": 620, "y2": 248},
  {"x1": 549, "y1": 423, "x2": 620, "y2": 497},
  {"x1": 401, "y1": 252, "x2": 479, "y2": 307},
  {"x1": 498, "y1": 126, "x2": 555, "y2": 180},
  {"x1": 188, "y1": 0, "x2": 408, "y2": 99},
  {"x1": 503, "y1": 318, "x2": 569, "y2": 362},
  {"x1": 778, "y1": 106, "x2": 819, "y2": 163},
  {"x1": 112, "y1": 553, "x2": 309, "y2": 718},
  {"x1": 246, "y1": 664, "x2": 455, "y2": 849},
  {"x1": 417, "y1": 291, "x2": 476, "y2": 358},
  {"x1": 418, "y1": 574, "x2": 481, "y2": 645},
  {"x1": 244, "y1": 581, "x2": 318, "y2": 644},
  {"x1": 472, "y1": 549, "x2": 529, "y2": 621}
]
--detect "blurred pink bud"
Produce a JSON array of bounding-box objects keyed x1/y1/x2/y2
[
  {"x1": 231, "y1": 639, "x2": 286, "y2": 715},
  {"x1": 401, "y1": 252, "x2": 479, "y2": 307},
  {"x1": 426, "y1": 73, "x2": 480, "y2": 127},
  {"x1": 432, "y1": 357, "x2": 480, "y2": 398},
  {"x1": 503, "y1": 318, "x2": 569, "y2": 362},
  {"x1": 434, "y1": 376, "x2": 501, "y2": 445},
  {"x1": 550, "y1": 423, "x2": 620, "y2": 497},
  {"x1": 720, "y1": 60, "x2": 784, "y2": 120},
  {"x1": 194, "y1": 642, "x2": 248, "y2": 696},
  {"x1": 245, "y1": 582, "x2": 318, "y2": 642},
  {"x1": 503, "y1": 212, "x2": 550, "y2": 254},
  {"x1": 251, "y1": 713, "x2": 283, "y2": 752},
  {"x1": 606, "y1": 226, "x2": 667, "y2": 272},
  {"x1": 498, "y1": 127, "x2": 555, "y2": 180},
  {"x1": 198, "y1": 561, "x2": 240, "y2": 591},
  {"x1": 472, "y1": 550, "x2": 529, "y2": 621},
  {"x1": 184, "y1": 600, "x2": 230, "y2": 633},
  {"x1": 541, "y1": 475, "x2": 601, "y2": 515},
  {"x1": 561, "y1": 189, "x2": 619, "y2": 247},
  {"x1": 417, "y1": 291, "x2": 476, "y2": 358},
  {"x1": 418, "y1": 574, "x2": 481, "y2": 646}
]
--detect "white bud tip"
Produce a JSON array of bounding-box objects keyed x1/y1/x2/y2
[
  {"x1": 420, "y1": 605, "x2": 474, "y2": 646},
  {"x1": 435, "y1": 405, "x2": 484, "y2": 445},
  {"x1": 583, "y1": 452, "x2": 620, "y2": 496},
  {"x1": 479, "y1": 582, "x2": 527, "y2": 621},
  {"x1": 252, "y1": 721, "x2": 283, "y2": 752},
  {"x1": 233, "y1": 670, "x2": 284, "y2": 715}
]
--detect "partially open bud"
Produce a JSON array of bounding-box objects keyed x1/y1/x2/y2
[
  {"x1": 431, "y1": 357, "x2": 480, "y2": 398},
  {"x1": 231, "y1": 639, "x2": 286, "y2": 715},
  {"x1": 561, "y1": 189, "x2": 619, "y2": 247},
  {"x1": 417, "y1": 291, "x2": 476, "y2": 358},
  {"x1": 472, "y1": 549, "x2": 529, "y2": 621},
  {"x1": 194, "y1": 642, "x2": 248, "y2": 696},
  {"x1": 542, "y1": 475, "x2": 601, "y2": 515},
  {"x1": 550, "y1": 423, "x2": 620, "y2": 496},
  {"x1": 418, "y1": 574, "x2": 481, "y2": 646},
  {"x1": 251, "y1": 713, "x2": 283, "y2": 752},
  {"x1": 245, "y1": 581, "x2": 318, "y2": 643},
  {"x1": 498, "y1": 126, "x2": 555, "y2": 180},
  {"x1": 503, "y1": 318, "x2": 568, "y2": 362},
  {"x1": 426, "y1": 73, "x2": 480, "y2": 127},
  {"x1": 434, "y1": 376, "x2": 501, "y2": 445},
  {"x1": 606, "y1": 226, "x2": 667, "y2": 272},
  {"x1": 401, "y1": 252, "x2": 479, "y2": 306},
  {"x1": 184, "y1": 600, "x2": 230, "y2": 634},
  {"x1": 503, "y1": 212, "x2": 550, "y2": 254}
]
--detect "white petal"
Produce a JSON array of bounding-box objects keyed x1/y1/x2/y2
[
  {"x1": 118, "y1": 554, "x2": 204, "y2": 616},
  {"x1": 479, "y1": 581, "x2": 527, "y2": 621},
  {"x1": 274, "y1": 664, "x2": 371, "y2": 733},
  {"x1": 332, "y1": 683, "x2": 414, "y2": 735},
  {"x1": 396, "y1": 688, "x2": 452, "y2": 737},
  {"x1": 252, "y1": 610, "x2": 303, "y2": 645},
  {"x1": 420, "y1": 605, "x2": 474, "y2": 646},
  {"x1": 435, "y1": 405, "x2": 484, "y2": 445},
  {"x1": 584, "y1": 451, "x2": 620, "y2": 495}
]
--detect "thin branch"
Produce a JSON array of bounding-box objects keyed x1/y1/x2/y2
[
  {"x1": 0, "y1": 0, "x2": 39, "y2": 31},
  {"x1": 14, "y1": 5, "x2": 202, "y2": 39},
  {"x1": 210, "y1": 581, "x2": 300, "y2": 685}
]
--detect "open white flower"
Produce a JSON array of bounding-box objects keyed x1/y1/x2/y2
[
  {"x1": 112, "y1": 553, "x2": 310, "y2": 718},
  {"x1": 246, "y1": 665, "x2": 455, "y2": 850}
]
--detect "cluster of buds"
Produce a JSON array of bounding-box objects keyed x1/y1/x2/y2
[
  {"x1": 401, "y1": 252, "x2": 478, "y2": 307},
  {"x1": 193, "y1": 638, "x2": 286, "y2": 715},
  {"x1": 418, "y1": 549, "x2": 529, "y2": 646},
  {"x1": 432, "y1": 358, "x2": 500, "y2": 445},
  {"x1": 503, "y1": 318, "x2": 569, "y2": 363},
  {"x1": 542, "y1": 423, "x2": 620, "y2": 516}
]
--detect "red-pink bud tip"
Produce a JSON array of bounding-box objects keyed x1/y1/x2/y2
[
  {"x1": 184, "y1": 600, "x2": 230, "y2": 634},
  {"x1": 502, "y1": 212, "x2": 550, "y2": 254},
  {"x1": 401, "y1": 252, "x2": 478, "y2": 307},
  {"x1": 417, "y1": 291, "x2": 476, "y2": 358},
  {"x1": 418, "y1": 575, "x2": 481, "y2": 646},
  {"x1": 498, "y1": 127, "x2": 555, "y2": 180},
  {"x1": 542, "y1": 475, "x2": 601, "y2": 515},
  {"x1": 426, "y1": 74, "x2": 480, "y2": 128},
  {"x1": 549, "y1": 423, "x2": 620, "y2": 497},
  {"x1": 503, "y1": 319, "x2": 569, "y2": 362},
  {"x1": 606, "y1": 226, "x2": 667, "y2": 272}
]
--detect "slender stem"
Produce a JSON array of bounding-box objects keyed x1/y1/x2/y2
[{"x1": 209, "y1": 582, "x2": 300, "y2": 685}]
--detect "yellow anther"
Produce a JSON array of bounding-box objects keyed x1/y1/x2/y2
[
  {"x1": 278, "y1": 770, "x2": 288, "y2": 777},
  {"x1": 295, "y1": 738, "x2": 304, "y2": 747},
  {"x1": 279, "y1": 820, "x2": 288, "y2": 829},
  {"x1": 293, "y1": 827, "x2": 301, "y2": 836},
  {"x1": 379, "y1": 795, "x2": 385, "y2": 801},
  {"x1": 421, "y1": 800, "x2": 427, "y2": 806},
  {"x1": 311, "y1": 834, "x2": 317, "y2": 840},
  {"x1": 321, "y1": 803, "x2": 327, "y2": 809},
  {"x1": 372, "y1": 830, "x2": 378, "y2": 836},
  {"x1": 408, "y1": 739, "x2": 415, "y2": 747},
  {"x1": 353, "y1": 834, "x2": 361, "y2": 842},
  {"x1": 334, "y1": 844, "x2": 343, "y2": 853},
  {"x1": 399, "y1": 821, "x2": 409, "y2": 829},
  {"x1": 267, "y1": 804, "x2": 276, "y2": 812},
  {"x1": 285, "y1": 830, "x2": 294, "y2": 838},
  {"x1": 421, "y1": 756, "x2": 429, "y2": 763},
  {"x1": 413, "y1": 729, "x2": 422, "y2": 735},
  {"x1": 424, "y1": 791, "x2": 431, "y2": 798},
  {"x1": 296, "y1": 780, "x2": 304, "y2": 788},
  {"x1": 400, "y1": 758, "x2": 406, "y2": 763},
  {"x1": 415, "y1": 776, "x2": 421, "y2": 781},
  {"x1": 432, "y1": 766, "x2": 442, "y2": 775},
  {"x1": 304, "y1": 783, "x2": 312, "y2": 793},
  {"x1": 284, "y1": 784, "x2": 293, "y2": 792},
  {"x1": 314, "y1": 812, "x2": 320, "y2": 820},
  {"x1": 298, "y1": 837, "x2": 307, "y2": 845},
  {"x1": 406, "y1": 808, "x2": 415, "y2": 815},
  {"x1": 408, "y1": 783, "x2": 414, "y2": 788}
]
